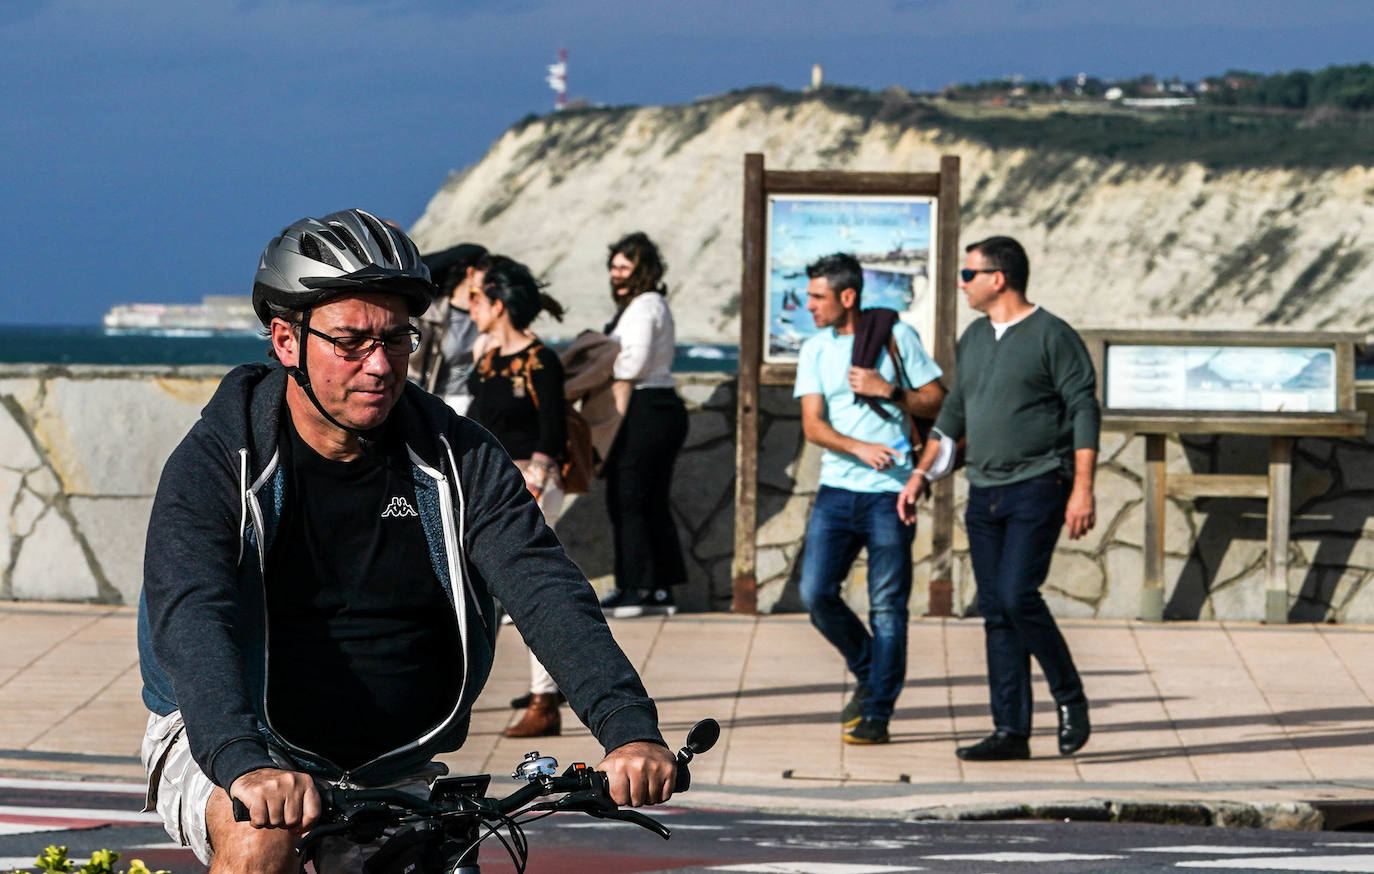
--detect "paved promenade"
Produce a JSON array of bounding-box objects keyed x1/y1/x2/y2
[{"x1": 2, "y1": 601, "x2": 1373, "y2": 828}]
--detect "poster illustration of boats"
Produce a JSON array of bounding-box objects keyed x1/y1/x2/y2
[{"x1": 765, "y1": 194, "x2": 937, "y2": 363}]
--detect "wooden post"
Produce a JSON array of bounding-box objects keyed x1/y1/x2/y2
[
  {"x1": 927, "y1": 155, "x2": 961, "y2": 617},
  {"x1": 1265, "y1": 436, "x2": 1293, "y2": 624},
  {"x1": 1141, "y1": 434, "x2": 1166, "y2": 621},
  {"x1": 731, "y1": 153, "x2": 765, "y2": 614}
]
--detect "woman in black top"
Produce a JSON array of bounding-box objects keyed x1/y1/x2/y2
[{"x1": 465, "y1": 256, "x2": 569, "y2": 738}]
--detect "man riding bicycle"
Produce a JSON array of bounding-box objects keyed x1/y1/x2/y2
[{"x1": 137, "y1": 209, "x2": 677, "y2": 873}]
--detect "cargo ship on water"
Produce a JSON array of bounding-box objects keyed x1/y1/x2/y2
[{"x1": 102, "y1": 295, "x2": 258, "y2": 335}]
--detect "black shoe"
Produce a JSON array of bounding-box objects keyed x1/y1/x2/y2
[
  {"x1": 840, "y1": 684, "x2": 870, "y2": 729},
  {"x1": 509, "y1": 690, "x2": 567, "y2": 710},
  {"x1": 643, "y1": 588, "x2": 678, "y2": 615},
  {"x1": 843, "y1": 718, "x2": 889, "y2": 745},
  {"x1": 599, "y1": 588, "x2": 645, "y2": 617},
  {"x1": 956, "y1": 730, "x2": 1030, "y2": 761},
  {"x1": 1058, "y1": 700, "x2": 1091, "y2": 755}
]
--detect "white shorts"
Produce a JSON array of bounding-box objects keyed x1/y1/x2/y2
[
  {"x1": 140, "y1": 710, "x2": 443, "y2": 870},
  {"x1": 141, "y1": 710, "x2": 216, "y2": 865}
]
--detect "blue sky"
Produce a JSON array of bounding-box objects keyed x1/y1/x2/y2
[{"x1": 2, "y1": 0, "x2": 1370, "y2": 325}]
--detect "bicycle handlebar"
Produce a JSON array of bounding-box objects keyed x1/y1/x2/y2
[{"x1": 231, "y1": 717, "x2": 719, "y2": 830}]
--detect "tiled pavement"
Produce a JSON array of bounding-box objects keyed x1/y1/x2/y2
[{"x1": 2, "y1": 601, "x2": 1373, "y2": 820}]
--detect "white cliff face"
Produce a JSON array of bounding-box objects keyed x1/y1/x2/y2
[{"x1": 411, "y1": 90, "x2": 1374, "y2": 342}]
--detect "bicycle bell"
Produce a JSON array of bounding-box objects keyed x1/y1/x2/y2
[{"x1": 513, "y1": 751, "x2": 559, "y2": 781}]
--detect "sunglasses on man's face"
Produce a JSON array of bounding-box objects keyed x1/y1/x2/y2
[{"x1": 960, "y1": 268, "x2": 1000, "y2": 283}]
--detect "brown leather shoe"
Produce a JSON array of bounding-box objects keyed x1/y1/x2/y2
[{"x1": 503, "y1": 693, "x2": 562, "y2": 738}]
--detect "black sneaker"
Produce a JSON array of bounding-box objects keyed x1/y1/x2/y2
[
  {"x1": 642, "y1": 588, "x2": 678, "y2": 616},
  {"x1": 843, "y1": 718, "x2": 890, "y2": 745},
  {"x1": 599, "y1": 588, "x2": 645, "y2": 618},
  {"x1": 840, "y1": 684, "x2": 870, "y2": 729}
]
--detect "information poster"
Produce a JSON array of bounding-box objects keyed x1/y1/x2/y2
[
  {"x1": 764, "y1": 195, "x2": 937, "y2": 362},
  {"x1": 1105, "y1": 345, "x2": 1337, "y2": 412}
]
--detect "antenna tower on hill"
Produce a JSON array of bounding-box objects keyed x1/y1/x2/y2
[{"x1": 547, "y1": 48, "x2": 568, "y2": 111}]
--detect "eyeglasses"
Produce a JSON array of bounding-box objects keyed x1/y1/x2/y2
[
  {"x1": 304, "y1": 326, "x2": 421, "y2": 359},
  {"x1": 960, "y1": 268, "x2": 1001, "y2": 282}
]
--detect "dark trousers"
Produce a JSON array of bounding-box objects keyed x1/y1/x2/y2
[
  {"x1": 605, "y1": 387, "x2": 689, "y2": 591},
  {"x1": 965, "y1": 471, "x2": 1086, "y2": 737}
]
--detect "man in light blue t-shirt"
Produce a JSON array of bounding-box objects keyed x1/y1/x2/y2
[{"x1": 793, "y1": 252, "x2": 945, "y2": 745}]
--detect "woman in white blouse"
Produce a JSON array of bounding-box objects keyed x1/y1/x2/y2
[{"x1": 598, "y1": 232, "x2": 689, "y2": 614}]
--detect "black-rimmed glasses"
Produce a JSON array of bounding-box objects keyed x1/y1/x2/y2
[
  {"x1": 960, "y1": 268, "x2": 1001, "y2": 282},
  {"x1": 304, "y1": 326, "x2": 421, "y2": 359}
]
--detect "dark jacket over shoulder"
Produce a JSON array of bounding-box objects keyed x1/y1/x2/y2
[{"x1": 138, "y1": 363, "x2": 663, "y2": 789}]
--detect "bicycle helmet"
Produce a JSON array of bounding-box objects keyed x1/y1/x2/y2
[{"x1": 252, "y1": 208, "x2": 433, "y2": 325}]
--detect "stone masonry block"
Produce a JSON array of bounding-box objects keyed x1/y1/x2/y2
[
  {"x1": 759, "y1": 386, "x2": 801, "y2": 419},
  {"x1": 34, "y1": 376, "x2": 213, "y2": 496},
  {"x1": 0, "y1": 377, "x2": 43, "y2": 414},
  {"x1": 683, "y1": 410, "x2": 731, "y2": 450},
  {"x1": 68, "y1": 496, "x2": 154, "y2": 606},
  {"x1": 0, "y1": 405, "x2": 42, "y2": 471},
  {"x1": 1336, "y1": 572, "x2": 1374, "y2": 623},
  {"x1": 11, "y1": 507, "x2": 101, "y2": 601},
  {"x1": 759, "y1": 418, "x2": 803, "y2": 491},
  {"x1": 755, "y1": 545, "x2": 793, "y2": 586},
  {"x1": 1045, "y1": 550, "x2": 1105, "y2": 604},
  {"x1": 757, "y1": 492, "x2": 813, "y2": 547},
  {"x1": 670, "y1": 441, "x2": 734, "y2": 522},
  {"x1": 1334, "y1": 444, "x2": 1374, "y2": 492}
]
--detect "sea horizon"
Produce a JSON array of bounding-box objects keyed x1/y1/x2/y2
[{"x1": 0, "y1": 323, "x2": 740, "y2": 372}]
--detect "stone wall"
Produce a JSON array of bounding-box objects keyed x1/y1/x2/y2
[{"x1": 6, "y1": 365, "x2": 1374, "y2": 623}]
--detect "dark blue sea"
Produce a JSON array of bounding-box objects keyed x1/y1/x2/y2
[{"x1": 0, "y1": 325, "x2": 740, "y2": 373}]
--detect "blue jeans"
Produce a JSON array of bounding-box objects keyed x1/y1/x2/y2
[
  {"x1": 965, "y1": 471, "x2": 1086, "y2": 737},
  {"x1": 799, "y1": 486, "x2": 915, "y2": 722}
]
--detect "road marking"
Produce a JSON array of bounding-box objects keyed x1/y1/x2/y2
[
  {"x1": 923, "y1": 852, "x2": 1125, "y2": 862},
  {"x1": 710, "y1": 865, "x2": 923, "y2": 873},
  {"x1": 0, "y1": 777, "x2": 145, "y2": 794},
  {"x1": 0, "y1": 823, "x2": 65, "y2": 835},
  {"x1": 1132, "y1": 846, "x2": 1299, "y2": 854},
  {"x1": 1319, "y1": 842, "x2": 1374, "y2": 847},
  {"x1": 0, "y1": 804, "x2": 160, "y2": 824},
  {"x1": 735, "y1": 820, "x2": 882, "y2": 827},
  {"x1": 559, "y1": 822, "x2": 725, "y2": 830},
  {"x1": 1177, "y1": 856, "x2": 1374, "y2": 871}
]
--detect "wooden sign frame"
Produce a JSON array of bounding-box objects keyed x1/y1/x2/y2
[
  {"x1": 731, "y1": 153, "x2": 961, "y2": 613},
  {"x1": 1081, "y1": 329, "x2": 1367, "y2": 623}
]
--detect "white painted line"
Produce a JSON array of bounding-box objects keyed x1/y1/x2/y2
[
  {"x1": 923, "y1": 852, "x2": 1125, "y2": 862},
  {"x1": 559, "y1": 822, "x2": 724, "y2": 830},
  {"x1": 709, "y1": 864, "x2": 923, "y2": 873},
  {"x1": 1132, "y1": 845, "x2": 1298, "y2": 854},
  {"x1": 1319, "y1": 842, "x2": 1374, "y2": 848},
  {"x1": 0, "y1": 804, "x2": 159, "y2": 823},
  {"x1": 1177, "y1": 856, "x2": 1374, "y2": 871},
  {"x1": 735, "y1": 819, "x2": 881, "y2": 827},
  {"x1": 0, "y1": 823, "x2": 65, "y2": 835},
  {"x1": 0, "y1": 776, "x2": 145, "y2": 794}
]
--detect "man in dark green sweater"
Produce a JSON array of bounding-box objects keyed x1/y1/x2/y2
[{"x1": 898, "y1": 235, "x2": 1097, "y2": 761}]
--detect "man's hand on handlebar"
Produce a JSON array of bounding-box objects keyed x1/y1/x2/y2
[
  {"x1": 596, "y1": 741, "x2": 676, "y2": 807},
  {"x1": 229, "y1": 767, "x2": 322, "y2": 832}
]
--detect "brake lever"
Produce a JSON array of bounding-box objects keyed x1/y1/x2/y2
[{"x1": 583, "y1": 805, "x2": 671, "y2": 840}]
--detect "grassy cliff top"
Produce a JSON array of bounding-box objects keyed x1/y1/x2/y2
[{"x1": 517, "y1": 85, "x2": 1374, "y2": 172}]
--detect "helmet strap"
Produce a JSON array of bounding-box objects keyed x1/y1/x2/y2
[{"x1": 285, "y1": 308, "x2": 377, "y2": 454}]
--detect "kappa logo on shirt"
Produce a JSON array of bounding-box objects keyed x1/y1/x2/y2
[{"x1": 380, "y1": 497, "x2": 419, "y2": 518}]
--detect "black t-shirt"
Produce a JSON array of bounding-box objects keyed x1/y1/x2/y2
[
  {"x1": 466, "y1": 342, "x2": 566, "y2": 461},
  {"x1": 265, "y1": 412, "x2": 461, "y2": 771}
]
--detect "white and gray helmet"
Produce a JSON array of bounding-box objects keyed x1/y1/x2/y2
[{"x1": 251, "y1": 208, "x2": 433, "y2": 325}]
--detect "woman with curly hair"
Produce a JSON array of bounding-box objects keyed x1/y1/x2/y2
[{"x1": 598, "y1": 232, "x2": 689, "y2": 616}]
